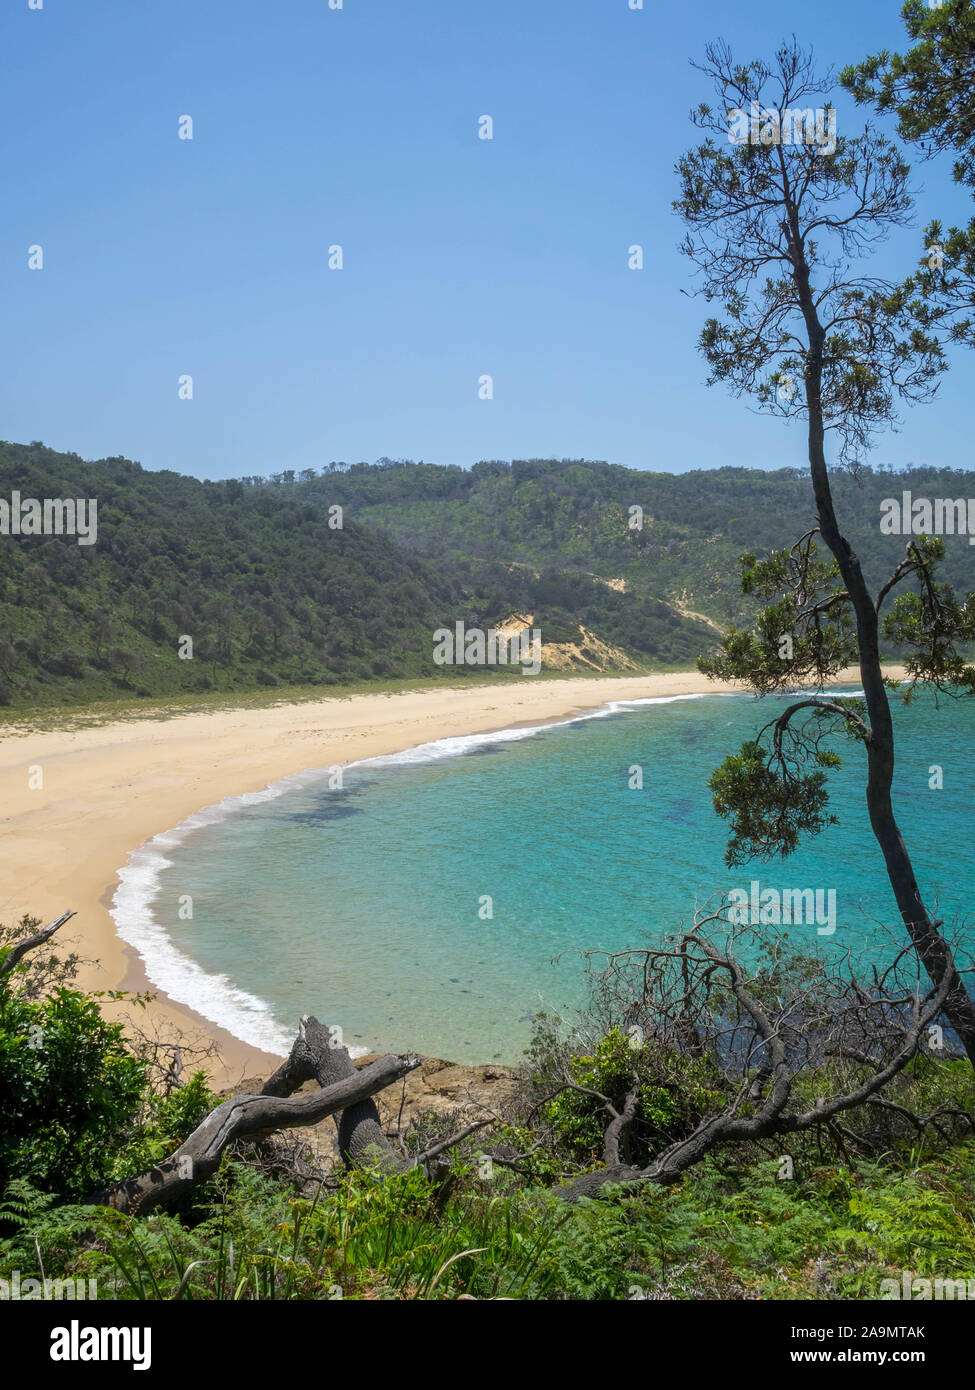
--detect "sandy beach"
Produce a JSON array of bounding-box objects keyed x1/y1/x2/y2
[{"x1": 0, "y1": 669, "x2": 885, "y2": 1089}]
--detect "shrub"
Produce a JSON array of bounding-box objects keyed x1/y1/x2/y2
[{"x1": 0, "y1": 984, "x2": 150, "y2": 1201}]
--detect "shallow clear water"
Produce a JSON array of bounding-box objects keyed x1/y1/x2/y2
[{"x1": 113, "y1": 690, "x2": 975, "y2": 1064}]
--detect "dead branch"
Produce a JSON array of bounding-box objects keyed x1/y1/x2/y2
[
  {"x1": 260, "y1": 1015, "x2": 409, "y2": 1173},
  {"x1": 90, "y1": 1046, "x2": 421, "y2": 1216},
  {"x1": 0, "y1": 910, "x2": 76, "y2": 979},
  {"x1": 90, "y1": 1014, "x2": 511, "y2": 1215},
  {"x1": 413, "y1": 1120, "x2": 494, "y2": 1171},
  {"x1": 547, "y1": 910, "x2": 960, "y2": 1202}
]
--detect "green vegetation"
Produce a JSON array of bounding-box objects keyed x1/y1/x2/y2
[
  {"x1": 0, "y1": 442, "x2": 715, "y2": 709},
  {"x1": 528, "y1": 1024, "x2": 726, "y2": 1165},
  {"x1": 4, "y1": 6, "x2": 975, "y2": 1314},
  {"x1": 671, "y1": 36, "x2": 975, "y2": 1064},
  {"x1": 4, "y1": 1143, "x2": 975, "y2": 1302},
  {"x1": 295, "y1": 455, "x2": 975, "y2": 624},
  {"x1": 2, "y1": 913, "x2": 973, "y2": 1301},
  {"x1": 0, "y1": 442, "x2": 465, "y2": 708},
  {"x1": 6, "y1": 441, "x2": 975, "y2": 710},
  {"x1": 0, "y1": 918, "x2": 214, "y2": 1205}
]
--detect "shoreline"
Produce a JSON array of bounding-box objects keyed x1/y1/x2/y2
[{"x1": 0, "y1": 668, "x2": 892, "y2": 1089}]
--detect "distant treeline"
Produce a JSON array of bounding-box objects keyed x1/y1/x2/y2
[
  {"x1": 259, "y1": 454, "x2": 975, "y2": 618},
  {"x1": 1, "y1": 442, "x2": 970, "y2": 708}
]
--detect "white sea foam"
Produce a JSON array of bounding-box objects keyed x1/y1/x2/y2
[
  {"x1": 344, "y1": 691, "x2": 717, "y2": 769},
  {"x1": 112, "y1": 849, "x2": 296, "y2": 1056},
  {"x1": 110, "y1": 684, "x2": 864, "y2": 1057}
]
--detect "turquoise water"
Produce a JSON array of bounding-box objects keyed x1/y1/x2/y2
[{"x1": 114, "y1": 690, "x2": 975, "y2": 1064}]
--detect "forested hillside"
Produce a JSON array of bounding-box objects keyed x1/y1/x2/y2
[
  {"x1": 280, "y1": 456, "x2": 975, "y2": 625},
  {"x1": 0, "y1": 444, "x2": 714, "y2": 708},
  {"x1": 0, "y1": 443, "x2": 463, "y2": 707},
  {"x1": 3, "y1": 442, "x2": 973, "y2": 709}
]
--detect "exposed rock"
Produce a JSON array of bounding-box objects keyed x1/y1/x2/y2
[
  {"x1": 224, "y1": 1054, "x2": 518, "y2": 1171},
  {"x1": 541, "y1": 623, "x2": 639, "y2": 672}
]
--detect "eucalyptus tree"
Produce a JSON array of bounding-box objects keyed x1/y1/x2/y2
[
  {"x1": 675, "y1": 38, "x2": 975, "y2": 1064},
  {"x1": 843, "y1": 0, "x2": 975, "y2": 348},
  {"x1": 842, "y1": 0, "x2": 975, "y2": 192}
]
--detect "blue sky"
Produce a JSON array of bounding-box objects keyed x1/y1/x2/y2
[{"x1": 3, "y1": 0, "x2": 972, "y2": 480}]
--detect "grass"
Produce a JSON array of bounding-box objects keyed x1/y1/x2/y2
[
  {"x1": 6, "y1": 1137, "x2": 975, "y2": 1301},
  {"x1": 0, "y1": 662, "x2": 689, "y2": 736}
]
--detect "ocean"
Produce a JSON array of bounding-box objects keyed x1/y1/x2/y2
[{"x1": 111, "y1": 688, "x2": 975, "y2": 1064}]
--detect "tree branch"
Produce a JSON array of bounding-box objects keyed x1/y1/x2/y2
[
  {"x1": 0, "y1": 910, "x2": 76, "y2": 979},
  {"x1": 90, "y1": 1050, "x2": 421, "y2": 1216}
]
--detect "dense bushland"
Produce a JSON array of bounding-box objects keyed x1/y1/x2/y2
[
  {"x1": 2, "y1": 913, "x2": 972, "y2": 1301},
  {"x1": 7, "y1": 443, "x2": 974, "y2": 709}
]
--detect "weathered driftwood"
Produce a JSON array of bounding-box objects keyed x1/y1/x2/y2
[
  {"x1": 2, "y1": 917, "x2": 421, "y2": 1211},
  {"x1": 18, "y1": 909, "x2": 953, "y2": 1216},
  {"x1": 262, "y1": 1015, "x2": 408, "y2": 1172},
  {"x1": 92, "y1": 1040, "x2": 420, "y2": 1215},
  {"x1": 7, "y1": 916, "x2": 497, "y2": 1209}
]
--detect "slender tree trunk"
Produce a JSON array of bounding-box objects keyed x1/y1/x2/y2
[{"x1": 791, "y1": 241, "x2": 975, "y2": 1065}]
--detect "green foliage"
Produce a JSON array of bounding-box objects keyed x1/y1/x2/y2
[
  {"x1": 882, "y1": 540, "x2": 975, "y2": 694},
  {"x1": 6, "y1": 1131, "x2": 974, "y2": 1302},
  {"x1": 842, "y1": 0, "x2": 975, "y2": 192},
  {"x1": 546, "y1": 1146, "x2": 975, "y2": 1300},
  {"x1": 0, "y1": 912, "x2": 215, "y2": 1205},
  {"x1": 0, "y1": 442, "x2": 460, "y2": 707},
  {"x1": 700, "y1": 543, "x2": 859, "y2": 692},
  {"x1": 118, "y1": 1072, "x2": 217, "y2": 1179},
  {"x1": 0, "y1": 958, "x2": 971, "y2": 1301},
  {"x1": 5, "y1": 444, "x2": 975, "y2": 710},
  {"x1": 708, "y1": 739, "x2": 838, "y2": 863},
  {"x1": 531, "y1": 1024, "x2": 726, "y2": 1168},
  {"x1": 543, "y1": 1029, "x2": 646, "y2": 1159},
  {"x1": 842, "y1": 5, "x2": 975, "y2": 356},
  {"x1": 675, "y1": 40, "x2": 943, "y2": 466},
  {"x1": 0, "y1": 1177, "x2": 59, "y2": 1231},
  {"x1": 0, "y1": 913, "x2": 82, "y2": 1001},
  {"x1": 0, "y1": 1165, "x2": 568, "y2": 1301},
  {"x1": 0, "y1": 443, "x2": 718, "y2": 708},
  {"x1": 834, "y1": 1173, "x2": 975, "y2": 1274},
  {"x1": 0, "y1": 982, "x2": 150, "y2": 1201}
]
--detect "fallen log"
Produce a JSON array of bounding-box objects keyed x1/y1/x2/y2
[
  {"x1": 91, "y1": 1045, "x2": 420, "y2": 1216},
  {"x1": 262, "y1": 1015, "x2": 407, "y2": 1172}
]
